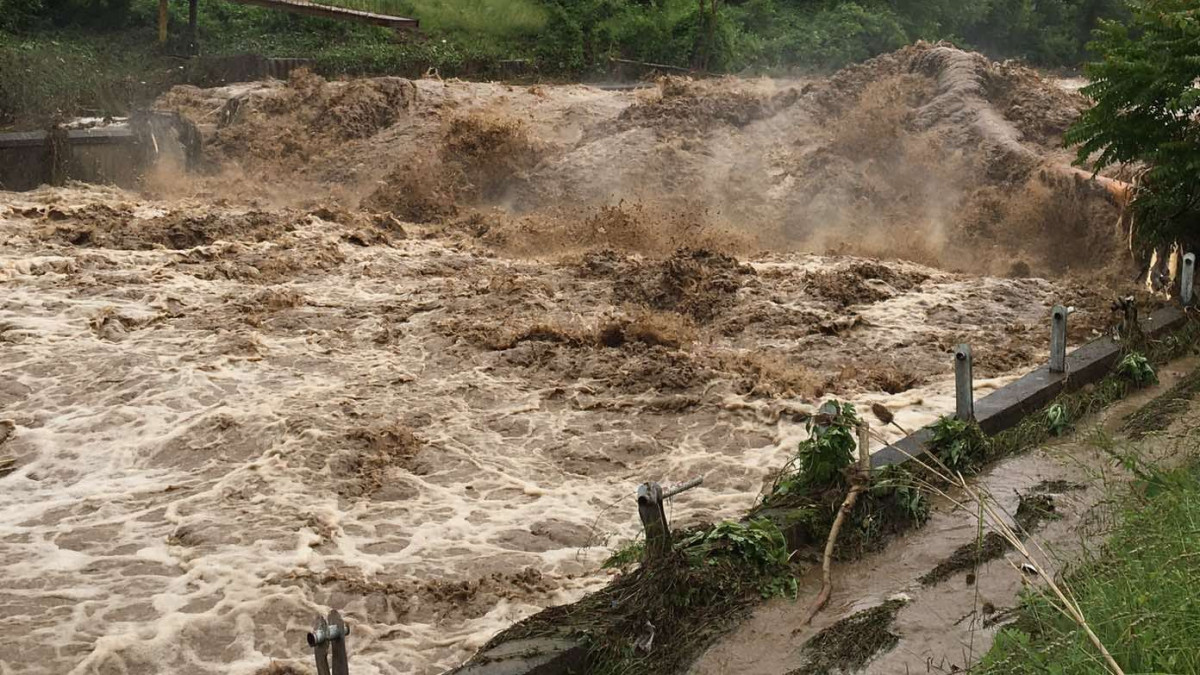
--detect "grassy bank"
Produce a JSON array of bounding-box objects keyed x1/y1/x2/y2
[
  {"x1": 0, "y1": 0, "x2": 518, "y2": 127},
  {"x1": 979, "y1": 453, "x2": 1200, "y2": 674},
  {"x1": 0, "y1": 29, "x2": 178, "y2": 125}
]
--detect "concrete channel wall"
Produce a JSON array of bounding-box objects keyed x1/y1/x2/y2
[
  {"x1": 0, "y1": 113, "x2": 197, "y2": 192},
  {"x1": 446, "y1": 303, "x2": 1191, "y2": 675}
]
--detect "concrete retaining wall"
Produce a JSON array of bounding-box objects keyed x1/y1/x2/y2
[{"x1": 0, "y1": 113, "x2": 198, "y2": 192}]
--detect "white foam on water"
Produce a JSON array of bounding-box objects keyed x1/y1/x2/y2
[{"x1": 0, "y1": 186, "x2": 1068, "y2": 675}]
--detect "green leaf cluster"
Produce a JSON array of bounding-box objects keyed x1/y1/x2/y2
[
  {"x1": 1065, "y1": 0, "x2": 1200, "y2": 252},
  {"x1": 929, "y1": 416, "x2": 990, "y2": 473},
  {"x1": 1045, "y1": 402, "x2": 1071, "y2": 436},
  {"x1": 768, "y1": 400, "x2": 861, "y2": 506},
  {"x1": 1116, "y1": 351, "x2": 1157, "y2": 387},
  {"x1": 678, "y1": 518, "x2": 797, "y2": 598}
]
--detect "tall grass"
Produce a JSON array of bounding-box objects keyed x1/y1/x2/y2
[
  {"x1": 979, "y1": 457, "x2": 1200, "y2": 674},
  {"x1": 310, "y1": 0, "x2": 547, "y2": 37},
  {"x1": 0, "y1": 29, "x2": 175, "y2": 125}
]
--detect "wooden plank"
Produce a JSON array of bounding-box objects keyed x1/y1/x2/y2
[{"x1": 226, "y1": 0, "x2": 418, "y2": 29}]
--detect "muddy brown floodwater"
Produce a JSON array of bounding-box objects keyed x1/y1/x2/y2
[{"x1": 0, "y1": 43, "x2": 1140, "y2": 675}]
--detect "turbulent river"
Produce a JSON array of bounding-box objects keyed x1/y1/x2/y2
[{"x1": 0, "y1": 43, "x2": 1131, "y2": 675}]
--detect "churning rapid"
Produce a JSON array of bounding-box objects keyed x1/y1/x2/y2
[{"x1": 0, "y1": 43, "x2": 1133, "y2": 675}]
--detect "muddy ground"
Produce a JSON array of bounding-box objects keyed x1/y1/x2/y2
[{"x1": 0, "y1": 43, "x2": 1145, "y2": 675}]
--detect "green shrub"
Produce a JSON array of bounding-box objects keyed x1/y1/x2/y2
[
  {"x1": 678, "y1": 518, "x2": 796, "y2": 598},
  {"x1": 929, "y1": 416, "x2": 990, "y2": 473},
  {"x1": 1066, "y1": 0, "x2": 1200, "y2": 254},
  {"x1": 1116, "y1": 352, "x2": 1157, "y2": 387},
  {"x1": 1045, "y1": 402, "x2": 1071, "y2": 436},
  {"x1": 768, "y1": 400, "x2": 861, "y2": 504}
]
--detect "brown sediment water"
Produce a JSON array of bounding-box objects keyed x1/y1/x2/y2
[
  {"x1": 691, "y1": 358, "x2": 1200, "y2": 675},
  {"x1": 0, "y1": 42, "x2": 1141, "y2": 675}
]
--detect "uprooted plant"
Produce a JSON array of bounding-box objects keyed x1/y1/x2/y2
[
  {"x1": 1115, "y1": 351, "x2": 1157, "y2": 387},
  {"x1": 928, "y1": 416, "x2": 991, "y2": 474},
  {"x1": 755, "y1": 400, "x2": 930, "y2": 623},
  {"x1": 801, "y1": 403, "x2": 871, "y2": 624},
  {"x1": 766, "y1": 400, "x2": 862, "y2": 502},
  {"x1": 758, "y1": 400, "x2": 931, "y2": 555}
]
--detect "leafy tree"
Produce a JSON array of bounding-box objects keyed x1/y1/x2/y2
[
  {"x1": 0, "y1": 0, "x2": 45, "y2": 31},
  {"x1": 1065, "y1": 0, "x2": 1200, "y2": 252}
]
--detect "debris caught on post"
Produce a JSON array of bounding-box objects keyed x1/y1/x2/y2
[{"x1": 802, "y1": 419, "x2": 872, "y2": 625}]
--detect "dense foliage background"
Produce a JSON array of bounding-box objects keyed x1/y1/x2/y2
[
  {"x1": 1066, "y1": 0, "x2": 1200, "y2": 253},
  {"x1": 0, "y1": 0, "x2": 1130, "y2": 125}
]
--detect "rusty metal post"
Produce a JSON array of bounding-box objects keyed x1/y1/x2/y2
[
  {"x1": 663, "y1": 476, "x2": 702, "y2": 499},
  {"x1": 637, "y1": 482, "x2": 670, "y2": 562},
  {"x1": 1050, "y1": 305, "x2": 1068, "y2": 374},
  {"x1": 955, "y1": 344, "x2": 974, "y2": 422}
]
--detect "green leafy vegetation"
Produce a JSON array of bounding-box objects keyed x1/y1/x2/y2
[
  {"x1": 979, "y1": 459, "x2": 1200, "y2": 674},
  {"x1": 870, "y1": 464, "x2": 930, "y2": 523},
  {"x1": 768, "y1": 400, "x2": 861, "y2": 501},
  {"x1": 928, "y1": 416, "x2": 991, "y2": 473},
  {"x1": 1115, "y1": 351, "x2": 1157, "y2": 386},
  {"x1": 1, "y1": 0, "x2": 1131, "y2": 126},
  {"x1": 678, "y1": 518, "x2": 797, "y2": 599},
  {"x1": 757, "y1": 400, "x2": 929, "y2": 557},
  {"x1": 1045, "y1": 402, "x2": 1071, "y2": 436},
  {"x1": 1065, "y1": 0, "x2": 1200, "y2": 254},
  {"x1": 601, "y1": 539, "x2": 645, "y2": 570},
  {"x1": 0, "y1": 29, "x2": 179, "y2": 124}
]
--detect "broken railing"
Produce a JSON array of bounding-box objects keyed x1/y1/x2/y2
[
  {"x1": 952, "y1": 253, "x2": 1194, "y2": 427},
  {"x1": 308, "y1": 610, "x2": 351, "y2": 675},
  {"x1": 636, "y1": 476, "x2": 704, "y2": 563}
]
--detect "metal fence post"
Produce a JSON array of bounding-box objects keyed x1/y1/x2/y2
[
  {"x1": 1182, "y1": 253, "x2": 1195, "y2": 306},
  {"x1": 308, "y1": 610, "x2": 350, "y2": 675},
  {"x1": 955, "y1": 344, "x2": 974, "y2": 422},
  {"x1": 1050, "y1": 305, "x2": 1068, "y2": 374},
  {"x1": 636, "y1": 477, "x2": 703, "y2": 564},
  {"x1": 637, "y1": 482, "x2": 670, "y2": 562}
]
